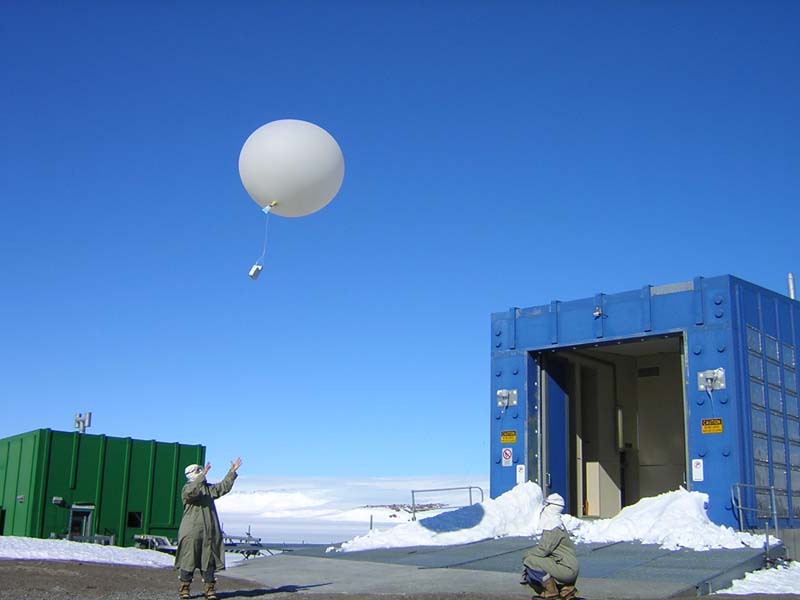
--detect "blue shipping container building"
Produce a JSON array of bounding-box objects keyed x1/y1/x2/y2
[{"x1": 490, "y1": 275, "x2": 800, "y2": 529}]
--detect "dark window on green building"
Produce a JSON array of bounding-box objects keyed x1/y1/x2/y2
[{"x1": 127, "y1": 511, "x2": 143, "y2": 528}]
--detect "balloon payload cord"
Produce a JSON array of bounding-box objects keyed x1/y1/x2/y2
[{"x1": 249, "y1": 204, "x2": 274, "y2": 280}]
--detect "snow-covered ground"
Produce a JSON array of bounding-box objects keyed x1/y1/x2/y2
[
  {"x1": 0, "y1": 479, "x2": 796, "y2": 595},
  {"x1": 715, "y1": 560, "x2": 800, "y2": 595},
  {"x1": 335, "y1": 483, "x2": 770, "y2": 552},
  {"x1": 0, "y1": 535, "x2": 175, "y2": 568}
]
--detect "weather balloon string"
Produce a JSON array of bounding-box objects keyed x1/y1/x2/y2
[{"x1": 249, "y1": 203, "x2": 275, "y2": 280}]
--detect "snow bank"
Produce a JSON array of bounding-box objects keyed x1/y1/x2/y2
[
  {"x1": 338, "y1": 483, "x2": 769, "y2": 553},
  {"x1": 0, "y1": 536, "x2": 174, "y2": 568},
  {"x1": 567, "y1": 488, "x2": 766, "y2": 551},
  {"x1": 339, "y1": 481, "x2": 543, "y2": 551},
  {"x1": 716, "y1": 560, "x2": 800, "y2": 595}
]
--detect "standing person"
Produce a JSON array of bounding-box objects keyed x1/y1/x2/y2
[
  {"x1": 521, "y1": 493, "x2": 580, "y2": 600},
  {"x1": 175, "y1": 457, "x2": 242, "y2": 600}
]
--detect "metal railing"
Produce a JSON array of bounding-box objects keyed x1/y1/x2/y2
[
  {"x1": 68, "y1": 534, "x2": 114, "y2": 545},
  {"x1": 410, "y1": 486, "x2": 484, "y2": 521},
  {"x1": 730, "y1": 483, "x2": 783, "y2": 532}
]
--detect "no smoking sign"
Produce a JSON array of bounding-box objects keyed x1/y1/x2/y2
[{"x1": 502, "y1": 447, "x2": 513, "y2": 467}]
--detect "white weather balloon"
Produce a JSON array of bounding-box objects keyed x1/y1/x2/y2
[{"x1": 239, "y1": 119, "x2": 345, "y2": 217}]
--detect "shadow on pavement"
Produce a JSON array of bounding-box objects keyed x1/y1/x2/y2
[
  {"x1": 419, "y1": 503, "x2": 485, "y2": 533},
  {"x1": 220, "y1": 582, "x2": 332, "y2": 597}
]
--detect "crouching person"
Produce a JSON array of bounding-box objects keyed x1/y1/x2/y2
[
  {"x1": 521, "y1": 493, "x2": 579, "y2": 600},
  {"x1": 175, "y1": 458, "x2": 242, "y2": 600}
]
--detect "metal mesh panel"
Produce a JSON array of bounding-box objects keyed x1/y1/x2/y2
[
  {"x1": 772, "y1": 439, "x2": 786, "y2": 466},
  {"x1": 768, "y1": 387, "x2": 783, "y2": 412},
  {"x1": 773, "y1": 466, "x2": 788, "y2": 491},
  {"x1": 755, "y1": 462, "x2": 770, "y2": 487},
  {"x1": 767, "y1": 362, "x2": 782, "y2": 387},
  {"x1": 775, "y1": 491, "x2": 789, "y2": 515},
  {"x1": 756, "y1": 492, "x2": 772, "y2": 516},
  {"x1": 791, "y1": 468, "x2": 800, "y2": 489},
  {"x1": 784, "y1": 344, "x2": 796, "y2": 368},
  {"x1": 752, "y1": 407, "x2": 767, "y2": 434},
  {"x1": 790, "y1": 422, "x2": 800, "y2": 444},
  {"x1": 766, "y1": 336, "x2": 779, "y2": 361},
  {"x1": 749, "y1": 354, "x2": 764, "y2": 380},
  {"x1": 753, "y1": 434, "x2": 769, "y2": 462},
  {"x1": 771, "y1": 413, "x2": 786, "y2": 439},
  {"x1": 787, "y1": 394, "x2": 799, "y2": 419},
  {"x1": 785, "y1": 369, "x2": 797, "y2": 393},
  {"x1": 751, "y1": 381, "x2": 766, "y2": 407},
  {"x1": 747, "y1": 327, "x2": 762, "y2": 353},
  {"x1": 790, "y1": 443, "x2": 800, "y2": 465}
]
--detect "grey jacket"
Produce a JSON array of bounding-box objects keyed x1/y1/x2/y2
[{"x1": 524, "y1": 526, "x2": 579, "y2": 578}]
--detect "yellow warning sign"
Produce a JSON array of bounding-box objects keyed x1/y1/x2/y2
[
  {"x1": 701, "y1": 418, "x2": 723, "y2": 434},
  {"x1": 501, "y1": 430, "x2": 517, "y2": 444}
]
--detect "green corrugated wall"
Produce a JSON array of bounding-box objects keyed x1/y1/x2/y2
[
  {"x1": 0, "y1": 430, "x2": 40, "y2": 536},
  {"x1": 0, "y1": 429, "x2": 204, "y2": 546}
]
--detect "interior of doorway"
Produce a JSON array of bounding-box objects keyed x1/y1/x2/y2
[
  {"x1": 543, "y1": 335, "x2": 687, "y2": 518},
  {"x1": 69, "y1": 505, "x2": 94, "y2": 539}
]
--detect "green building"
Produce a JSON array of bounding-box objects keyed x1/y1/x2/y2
[{"x1": 0, "y1": 429, "x2": 204, "y2": 546}]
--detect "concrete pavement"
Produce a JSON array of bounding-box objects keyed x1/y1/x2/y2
[{"x1": 222, "y1": 537, "x2": 777, "y2": 598}]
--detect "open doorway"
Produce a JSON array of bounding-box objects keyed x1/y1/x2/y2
[
  {"x1": 539, "y1": 335, "x2": 687, "y2": 518},
  {"x1": 69, "y1": 505, "x2": 94, "y2": 539}
]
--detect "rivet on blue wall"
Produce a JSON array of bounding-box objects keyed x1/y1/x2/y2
[
  {"x1": 495, "y1": 330, "x2": 502, "y2": 337},
  {"x1": 717, "y1": 344, "x2": 726, "y2": 352},
  {"x1": 513, "y1": 368, "x2": 519, "y2": 375},
  {"x1": 495, "y1": 370, "x2": 502, "y2": 377},
  {"x1": 722, "y1": 448, "x2": 731, "y2": 457},
  {"x1": 693, "y1": 345, "x2": 703, "y2": 355},
  {"x1": 714, "y1": 295, "x2": 724, "y2": 305},
  {"x1": 715, "y1": 309, "x2": 724, "y2": 318},
  {"x1": 495, "y1": 342, "x2": 502, "y2": 348},
  {"x1": 699, "y1": 449, "x2": 707, "y2": 457},
  {"x1": 697, "y1": 396, "x2": 705, "y2": 405},
  {"x1": 720, "y1": 396, "x2": 729, "y2": 404}
]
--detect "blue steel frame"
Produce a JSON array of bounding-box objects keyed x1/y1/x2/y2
[{"x1": 490, "y1": 275, "x2": 800, "y2": 528}]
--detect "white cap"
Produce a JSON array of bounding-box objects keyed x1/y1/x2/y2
[
  {"x1": 545, "y1": 493, "x2": 565, "y2": 508},
  {"x1": 184, "y1": 464, "x2": 202, "y2": 478}
]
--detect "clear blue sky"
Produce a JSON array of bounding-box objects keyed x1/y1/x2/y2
[{"x1": 2, "y1": 1, "x2": 798, "y2": 480}]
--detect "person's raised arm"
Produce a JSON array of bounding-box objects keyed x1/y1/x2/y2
[{"x1": 209, "y1": 458, "x2": 242, "y2": 499}]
